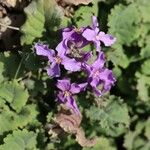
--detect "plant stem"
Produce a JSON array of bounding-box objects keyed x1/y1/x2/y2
[
  {"x1": 14, "y1": 58, "x2": 23, "y2": 80},
  {"x1": 0, "y1": 22, "x2": 20, "y2": 31}
]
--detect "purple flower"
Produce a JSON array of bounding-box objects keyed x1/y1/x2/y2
[
  {"x1": 84, "y1": 52, "x2": 116, "y2": 96},
  {"x1": 56, "y1": 79, "x2": 87, "y2": 114},
  {"x1": 62, "y1": 27, "x2": 89, "y2": 54},
  {"x1": 60, "y1": 27, "x2": 93, "y2": 66},
  {"x1": 34, "y1": 42, "x2": 81, "y2": 77},
  {"x1": 62, "y1": 27, "x2": 75, "y2": 40},
  {"x1": 82, "y1": 16, "x2": 116, "y2": 51}
]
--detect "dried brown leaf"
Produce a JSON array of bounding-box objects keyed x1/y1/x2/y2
[
  {"x1": 0, "y1": 0, "x2": 18, "y2": 7},
  {"x1": 0, "y1": 16, "x2": 11, "y2": 33},
  {"x1": 56, "y1": 0, "x2": 92, "y2": 6},
  {"x1": 76, "y1": 128, "x2": 97, "y2": 147},
  {"x1": 0, "y1": 5, "x2": 6, "y2": 18},
  {"x1": 55, "y1": 111, "x2": 82, "y2": 134},
  {"x1": 52, "y1": 105, "x2": 96, "y2": 147}
]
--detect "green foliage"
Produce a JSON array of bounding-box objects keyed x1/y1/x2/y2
[
  {"x1": 107, "y1": 0, "x2": 150, "y2": 69},
  {"x1": 140, "y1": 44, "x2": 150, "y2": 58},
  {"x1": 1, "y1": 0, "x2": 150, "y2": 149},
  {"x1": 21, "y1": 0, "x2": 66, "y2": 45},
  {"x1": 108, "y1": 4, "x2": 141, "y2": 45},
  {"x1": 124, "y1": 119, "x2": 150, "y2": 150},
  {"x1": 141, "y1": 59, "x2": 150, "y2": 75},
  {"x1": 21, "y1": 0, "x2": 45, "y2": 45},
  {"x1": 0, "y1": 103, "x2": 39, "y2": 135},
  {"x1": 43, "y1": 0, "x2": 65, "y2": 29},
  {"x1": 83, "y1": 137, "x2": 116, "y2": 150},
  {"x1": 0, "y1": 81, "x2": 29, "y2": 112},
  {"x1": 0, "y1": 129, "x2": 37, "y2": 150},
  {"x1": 73, "y1": 0, "x2": 99, "y2": 27},
  {"x1": 0, "y1": 52, "x2": 23, "y2": 79},
  {"x1": 106, "y1": 44, "x2": 130, "y2": 68},
  {"x1": 86, "y1": 96, "x2": 130, "y2": 136},
  {"x1": 0, "y1": 61, "x2": 4, "y2": 83},
  {"x1": 136, "y1": 72, "x2": 150, "y2": 102}
]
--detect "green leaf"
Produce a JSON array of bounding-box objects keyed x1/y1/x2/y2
[
  {"x1": 0, "y1": 129, "x2": 37, "y2": 150},
  {"x1": 43, "y1": 0, "x2": 65, "y2": 30},
  {"x1": 83, "y1": 137, "x2": 116, "y2": 150},
  {"x1": 0, "y1": 61, "x2": 4, "y2": 83},
  {"x1": 23, "y1": 52, "x2": 42, "y2": 71},
  {"x1": 0, "y1": 52, "x2": 23, "y2": 79},
  {"x1": 108, "y1": 4, "x2": 141, "y2": 45},
  {"x1": 86, "y1": 95, "x2": 130, "y2": 136},
  {"x1": 15, "y1": 104, "x2": 40, "y2": 128},
  {"x1": 135, "y1": 0, "x2": 150, "y2": 23},
  {"x1": 0, "y1": 81, "x2": 29, "y2": 112},
  {"x1": 106, "y1": 44, "x2": 130, "y2": 68},
  {"x1": 140, "y1": 44, "x2": 150, "y2": 59},
  {"x1": 136, "y1": 72, "x2": 150, "y2": 102},
  {"x1": 112, "y1": 66, "x2": 122, "y2": 79},
  {"x1": 124, "y1": 120, "x2": 150, "y2": 150},
  {"x1": 145, "y1": 118, "x2": 150, "y2": 140},
  {"x1": 0, "y1": 104, "x2": 39, "y2": 135},
  {"x1": 123, "y1": 124, "x2": 143, "y2": 150},
  {"x1": 21, "y1": 0, "x2": 45, "y2": 45},
  {"x1": 73, "y1": 0, "x2": 99, "y2": 28},
  {"x1": 141, "y1": 59, "x2": 150, "y2": 75}
]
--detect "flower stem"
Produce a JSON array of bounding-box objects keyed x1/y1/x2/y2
[
  {"x1": 0, "y1": 22, "x2": 20, "y2": 31},
  {"x1": 14, "y1": 58, "x2": 23, "y2": 80}
]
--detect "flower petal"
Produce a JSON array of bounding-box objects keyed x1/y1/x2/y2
[
  {"x1": 82, "y1": 29, "x2": 96, "y2": 41},
  {"x1": 66, "y1": 96, "x2": 80, "y2": 114},
  {"x1": 62, "y1": 27, "x2": 74, "y2": 40},
  {"x1": 99, "y1": 68, "x2": 116, "y2": 92},
  {"x1": 57, "y1": 91, "x2": 66, "y2": 103},
  {"x1": 92, "y1": 86, "x2": 102, "y2": 96},
  {"x1": 62, "y1": 56, "x2": 81, "y2": 72},
  {"x1": 70, "y1": 82, "x2": 87, "y2": 94},
  {"x1": 57, "y1": 79, "x2": 71, "y2": 91},
  {"x1": 46, "y1": 62, "x2": 60, "y2": 77},
  {"x1": 56, "y1": 41, "x2": 67, "y2": 57},
  {"x1": 34, "y1": 43, "x2": 55, "y2": 61},
  {"x1": 92, "y1": 16, "x2": 99, "y2": 29},
  {"x1": 90, "y1": 77, "x2": 99, "y2": 87},
  {"x1": 99, "y1": 32, "x2": 116, "y2": 46},
  {"x1": 82, "y1": 52, "x2": 92, "y2": 62},
  {"x1": 94, "y1": 40, "x2": 101, "y2": 52},
  {"x1": 92, "y1": 52, "x2": 105, "y2": 69}
]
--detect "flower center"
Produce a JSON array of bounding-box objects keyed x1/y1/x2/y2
[
  {"x1": 54, "y1": 56, "x2": 62, "y2": 64},
  {"x1": 94, "y1": 70, "x2": 100, "y2": 77},
  {"x1": 95, "y1": 35, "x2": 100, "y2": 40},
  {"x1": 74, "y1": 27, "x2": 82, "y2": 34},
  {"x1": 97, "y1": 83, "x2": 104, "y2": 91},
  {"x1": 64, "y1": 91, "x2": 72, "y2": 97}
]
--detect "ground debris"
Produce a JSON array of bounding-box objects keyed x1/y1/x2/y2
[{"x1": 46, "y1": 104, "x2": 96, "y2": 147}]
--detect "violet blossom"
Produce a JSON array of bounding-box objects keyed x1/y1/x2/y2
[
  {"x1": 84, "y1": 51, "x2": 116, "y2": 96},
  {"x1": 82, "y1": 16, "x2": 116, "y2": 51},
  {"x1": 60, "y1": 27, "x2": 93, "y2": 67},
  {"x1": 62, "y1": 27, "x2": 89, "y2": 54},
  {"x1": 34, "y1": 42, "x2": 81, "y2": 77},
  {"x1": 56, "y1": 79, "x2": 87, "y2": 114}
]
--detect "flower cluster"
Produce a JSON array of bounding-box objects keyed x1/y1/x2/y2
[{"x1": 34, "y1": 16, "x2": 116, "y2": 114}]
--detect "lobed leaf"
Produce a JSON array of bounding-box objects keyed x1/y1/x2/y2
[
  {"x1": 73, "y1": 0, "x2": 99, "y2": 28},
  {"x1": 21, "y1": 0, "x2": 45, "y2": 45},
  {"x1": 124, "y1": 120, "x2": 150, "y2": 150},
  {"x1": 86, "y1": 96, "x2": 130, "y2": 136},
  {"x1": 83, "y1": 137, "x2": 116, "y2": 150},
  {"x1": 0, "y1": 104, "x2": 39, "y2": 135},
  {"x1": 0, "y1": 129, "x2": 37, "y2": 150},
  {"x1": 0, "y1": 81, "x2": 29, "y2": 112},
  {"x1": 136, "y1": 72, "x2": 150, "y2": 102}
]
